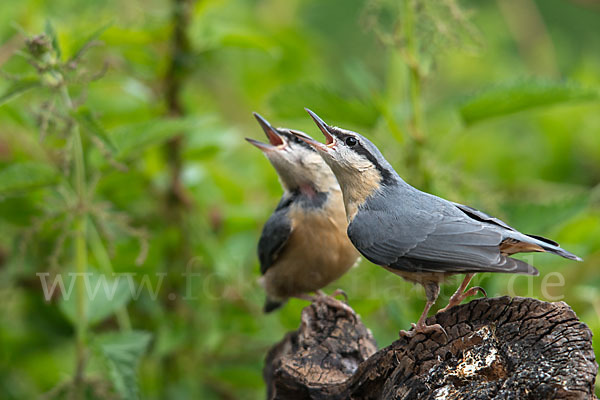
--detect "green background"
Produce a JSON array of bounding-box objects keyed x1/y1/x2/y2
[{"x1": 0, "y1": 0, "x2": 598, "y2": 398}]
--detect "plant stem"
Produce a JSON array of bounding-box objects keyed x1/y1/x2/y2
[
  {"x1": 160, "y1": 1, "x2": 195, "y2": 396},
  {"x1": 61, "y1": 84, "x2": 88, "y2": 396},
  {"x1": 380, "y1": 47, "x2": 407, "y2": 145},
  {"x1": 402, "y1": 0, "x2": 431, "y2": 191},
  {"x1": 89, "y1": 221, "x2": 132, "y2": 330},
  {"x1": 164, "y1": 0, "x2": 194, "y2": 211}
]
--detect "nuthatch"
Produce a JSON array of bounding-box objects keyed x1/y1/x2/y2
[
  {"x1": 294, "y1": 109, "x2": 582, "y2": 336},
  {"x1": 246, "y1": 113, "x2": 360, "y2": 313}
]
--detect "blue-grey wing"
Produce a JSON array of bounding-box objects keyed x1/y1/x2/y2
[
  {"x1": 403, "y1": 216, "x2": 536, "y2": 274},
  {"x1": 451, "y1": 202, "x2": 516, "y2": 231},
  {"x1": 347, "y1": 208, "x2": 438, "y2": 265},
  {"x1": 258, "y1": 208, "x2": 292, "y2": 275},
  {"x1": 348, "y1": 207, "x2": 537, "y2": 275}
]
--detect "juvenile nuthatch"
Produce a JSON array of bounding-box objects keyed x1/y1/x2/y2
[
  {"x1": 246, "y1": 113, "x2": 360, "y2": 313},
  {"x1": 294, "y1": 109, "x2": 582, "y2": 336}
]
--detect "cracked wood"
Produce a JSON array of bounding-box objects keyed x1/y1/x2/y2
[{"x1": 264, "y1": 296, "x2": 598, "y2": 399}]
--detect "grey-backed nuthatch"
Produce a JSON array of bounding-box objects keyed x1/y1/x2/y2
[
  {"x1": 246, "y1": 113, "x2": 359, "y2": 313},
  {"x1": 294, "y1": 109, "x2": 582, "y2": 336}
]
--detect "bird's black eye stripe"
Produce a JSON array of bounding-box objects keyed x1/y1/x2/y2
[
  {"x1": 279, "y1": 130, "x2": 316, "y2": 152},
  {"x1": 328, "y1": 126, "x2": 395, "y2": 185}
]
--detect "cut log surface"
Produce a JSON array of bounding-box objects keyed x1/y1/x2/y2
[{"x1": 264, "y1": 296, "x2": 598, "y2": 400}]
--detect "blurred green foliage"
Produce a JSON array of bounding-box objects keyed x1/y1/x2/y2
[{"x1": 0, "y1": 0, "x2": 599, "y2": 398}]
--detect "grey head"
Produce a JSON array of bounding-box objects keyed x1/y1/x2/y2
[
  {"x1": 292, "y1": 109, "x2": 404, "y2": 219},
  {"x1": 246, "y1": 112, "x2": 339, "y2": 194}
]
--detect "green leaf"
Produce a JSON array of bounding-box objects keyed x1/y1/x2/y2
[
  {"x1": 0, "y1": 77, "x2": 42, "y2": 107},
  {"x1": 44, "y1": 20, "x2": 61, "y2": 59},
  {"x1": 69, "y1": 22, "x2": 112, "y2": 62},
  {"x1": 459, "y1": 80, "x2": 600, "y2": 125},
  {"x1": 111, "y1": 116, "x2": 211, "y2": 158},
  {"x1": 219, "y1": 30, "x2": 277, "y2": 52},
  {"x1": 269, "y1": 83, "x2": 379, "y2": 127},
  {"x1": 59, "y1": 272, "x2": 132, "y2": 326},
  {"x1": 71, "y1": 106, "x2": 117, "y2": 152},
  {"x1": 0, "y1": 162, "x2": 59, "y2": 194},
  {"x1": 502, "y1": 193, "x2": 590, "y2": 234},
  {"x1": 94, "y1": 331, "x2": 152, "y2": 400}
]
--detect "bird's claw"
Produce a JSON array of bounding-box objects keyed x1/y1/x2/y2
[
  {"x1": 319, "y1": 295, "x2": 355, "y2": 316},
  {"x1": 314, "y1": 288, "x2": 349, "y2": 304},
  {"x1": 399, "y1": 323, "x2": 448, "y2": 340},
  {"x1": 330, "y1": 288, "x2": 349, "y2": 303},
  {"x1": 468, "y1": 286, "x2": 487, "y2": 298},
  {"x1": 439, "y1": 286, "x2": 487, "y2": 313},
  {"x1": 399, "y1": 323, "x2": 419, "y2": 338}
]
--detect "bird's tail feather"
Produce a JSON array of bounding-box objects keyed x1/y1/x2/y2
[
  {"x1": 524, "y1": 233, "x2": 583, "y2": 261},
  {"x1": 543, "y1": 245, "x2": 583, "y2": 262}
]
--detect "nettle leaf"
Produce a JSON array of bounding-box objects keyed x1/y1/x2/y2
[
  {"x1": 502, "y1": 193, "x2": 590, "y2": 234},
  {"x1": 94, "y1": 331, "x2": 152, "y2": 400},
  {"x1": 219, "y1": 30, "x2": 277, "y2": 52},
  {"x1": 111, "y1": 116, "x2": 211, "y2": 158},
  {"x1": 0, "y1": 77, "x2": 42, "y2": 107},
  {"x1": 459, "y1": 80, "x2": 600, "y2": 125},
  {"x1": 59, "y1": 272, "x2": 132, "y2": 326},
  {"x1": 269, "y1": 83, "x2": 379, "y2": 127},
  {"x1": 44, "y1": 20, "x2": 62, "y2": 59},
  {"x1": 69, "y1": 22, "x2": 112, "y2": 62},
  {"x1": 71, "y1": 107, "x2": 117, "y2": 152},
  {"x1": 0, "y1": 162, "x2": 59, "y2": 194},
  {"x1": 183, "y1": 114, "x2": 236, "y2": 160}
]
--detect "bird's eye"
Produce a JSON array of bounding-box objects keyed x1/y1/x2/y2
[
  {"x1": 345, "y1": 136, "x2": 357, "y2": 147},
  {"x1": 293, "y1": 136, "x2": 303, "y2": 144}
]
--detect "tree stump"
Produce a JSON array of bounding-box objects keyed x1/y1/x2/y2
[{"x1": 264, "y1": 296, "x2": 598, "y2": 399}]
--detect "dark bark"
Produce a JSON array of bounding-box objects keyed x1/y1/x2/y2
[{"x1": 264, "y1": 296, "x2": 598, "y2": 399}]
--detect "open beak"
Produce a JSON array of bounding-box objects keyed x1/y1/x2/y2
[
  {"x1": 289, "y1": 130, "x2": 328, "y2": 151},
  {"x1": 305, "y1": 108, "x2": 335, "y2": 147},
  {"x1": 253, "y1": 112, "x2": 285, "y2": 147},
  {"x1": 245, "y1": 137, "x2": 275, "y2": 151}
]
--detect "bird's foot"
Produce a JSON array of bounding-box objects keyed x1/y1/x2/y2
[
  {"x1": 314, "y1": 292, "x2": 355, "y2": 317},
  {"x1": 330, "y1": 288, "x2": 349, "y2": 303},
  {"x1": 439, "y1": 286, "x2": 487, "y2": 313},
  {"x1": 399, "y1": 322, "x2": 447, "y2": 340}
]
